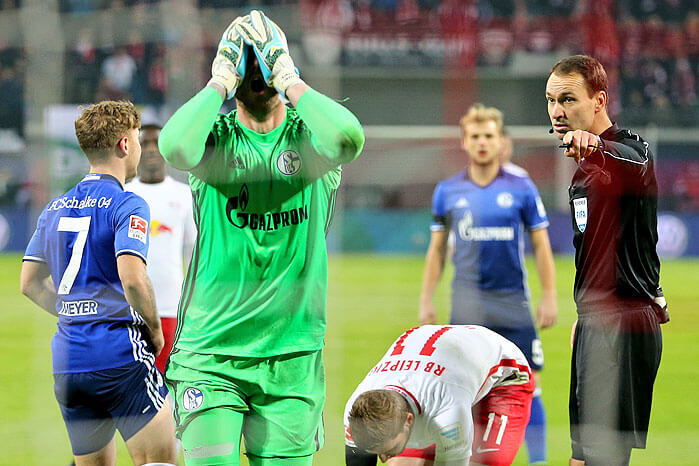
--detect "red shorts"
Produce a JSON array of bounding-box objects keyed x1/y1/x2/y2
[
  {"x1": 471, "y1": 383, "x2": 534, "y2": 465},
  {"x1": 155, "y1": 316, "x2": 177, "y2": 373},
  {"x1": 396, "y1": 382, "x2": 533, "y2": 465}
]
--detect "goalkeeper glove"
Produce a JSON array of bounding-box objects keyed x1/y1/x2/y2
[
  {"x1": 235, "y1": 10, "x2": 303, "y2": 98},
  {"x1": 209, "y1": 16, "x2": 248, "y2": 100}
]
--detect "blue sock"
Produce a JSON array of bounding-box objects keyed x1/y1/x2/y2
[{"x1": 525, "y1": 394, "x2": 547, "y2": 464}]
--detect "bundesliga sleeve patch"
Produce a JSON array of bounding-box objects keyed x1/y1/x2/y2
[
  {"x1": 438, "y1": 423, "x2": 464, "y2": 449},
  {"x1": 128, "y1": 215, "x2": 148, "y2": 243}
]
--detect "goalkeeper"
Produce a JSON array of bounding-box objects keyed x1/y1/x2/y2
[{"x1": 159, "y1": 11, "x2": 364, "y2": 466}]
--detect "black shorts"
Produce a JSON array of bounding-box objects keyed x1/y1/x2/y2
[
  {"x1": 570, "y1": 307, "x2": 662, "y2": 460},
  {"x1": 488, "y1": 325, "x2": 544, "y2": 371},
  {"x1": 54, "y1": 360, "x2": 168, "y2": 455}
]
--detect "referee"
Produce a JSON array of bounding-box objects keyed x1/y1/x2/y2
[{"x1": 545, "y1": 55, "x2": 668, "y2": 466}]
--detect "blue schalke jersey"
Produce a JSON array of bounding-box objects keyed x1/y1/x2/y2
[
  {"x1": 431, "y1": 169, "x2": 548, "y2": 325},
  {"x1": 24, "y1": 174, "x2": 154, "y2": 374}
]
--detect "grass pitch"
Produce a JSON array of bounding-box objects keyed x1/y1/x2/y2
[{"x1": 1, "y1": 253, "x2": 697, "y2": 465}]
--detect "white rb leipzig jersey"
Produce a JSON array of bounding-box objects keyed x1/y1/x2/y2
[
  {"x1": 344, "y1": 325, "x2": 531, "y2": 462},
  {"x1": 127, "y1": 176, "x2": 195, "y2": 317}
]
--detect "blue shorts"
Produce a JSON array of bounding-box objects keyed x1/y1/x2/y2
[
  {"x1": 54, "y1": 360, "x2": 168, "y2": 455},
  {"x1": 490, "y1": 325, "x2": 544, "y2": 371}
]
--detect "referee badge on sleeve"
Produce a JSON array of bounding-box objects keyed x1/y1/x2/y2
[{"x1": 573, "y1": 198, "x2": 588, "y2": 232}]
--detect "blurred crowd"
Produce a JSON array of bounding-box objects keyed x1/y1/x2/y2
[
  {"x1": 0, "y1": 0, "x2": 698, "y2": 134},
  {"x1": 303, "y1": 0, "x2": 699, "y2": 126},
  {"x1": 0, "y1": 47, "x2": 23, "y2": 138}
]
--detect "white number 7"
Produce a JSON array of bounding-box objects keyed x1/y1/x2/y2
[{"x1": 57, "y1": 216, "x2": 91, "y2": 295}]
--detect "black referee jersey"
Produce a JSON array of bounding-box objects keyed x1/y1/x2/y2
[{"x1": 568, "y1": 124, "x2": 660, "y2": 312}]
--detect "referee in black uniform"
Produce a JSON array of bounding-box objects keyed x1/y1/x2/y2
[{"x1": 545, "y1": 55, "x2": 668, "y2": 466}]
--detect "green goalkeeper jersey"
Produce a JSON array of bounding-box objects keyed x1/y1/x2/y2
[{"x1": 162, "y1": 88, "x2": 363, "y2": 357}]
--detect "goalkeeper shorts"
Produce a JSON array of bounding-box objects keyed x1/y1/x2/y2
[{"x1": 165, "y1": 349, "x2": 325, "y2": 459}]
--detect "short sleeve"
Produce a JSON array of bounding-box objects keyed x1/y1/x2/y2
[
  {"x1": 430, "y1": 183, "x2": 448, "y2": 232},
  {"x1": 343, "y1": 393, "x2": 359, "y2": 448},
  {"x1": 521, "y1": 179, "x2": 549, "y2": 231},
  {"x1": 23, "y1": 209, "x2": 48, "y2": 263},
  {"x1": 114, "y1": 193, "x2": 151, "y2": 263},
  {"x1": 431, "y1": 404, "x2": 473, "y2": 461}
]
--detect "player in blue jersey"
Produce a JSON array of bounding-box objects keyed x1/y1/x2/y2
[
  {"x1": 419, "y1": 103, "x2": 557, "y2": 465},
  {"x1": 20, "y1": 101, "x2": 176, "y2": 466}
]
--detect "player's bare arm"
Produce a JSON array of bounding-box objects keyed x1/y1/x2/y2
[
  {"x1": 419, "y1": 230, "x2": 449, "y2": 325},
  {"x1": 117, "y1": 254, "x2": 164, "y2": 355},
  {"x1": 20, "y1": 261, "x2": 58, "y2": 316},
  {"x1": 530, "y1": 228, "x2": 558, "y2": 329}
]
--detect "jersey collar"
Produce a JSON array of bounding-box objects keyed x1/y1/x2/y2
[
  {"x1": 383, "y1": 385, "x2": 422, "y2": 415},
  {"x1": 461, "y1": 166, "x2": 505, "y2": 184},
  {"x1": 599, "y1": 122, "x2": 620, "y2": 141},
  {"x1": 233, "y1": 109, "x2": 288, "y2": 143},
  {"x1": 81, "y1": 173, "x2": 124, "y2": 190}
]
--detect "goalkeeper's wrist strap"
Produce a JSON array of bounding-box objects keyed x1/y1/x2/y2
[
  {"x1": 207, "y1": 78, "x2": 235, "y2": 98},
  {"x1": 274, "y1": 73, "x2": 304, "y2": 97}
]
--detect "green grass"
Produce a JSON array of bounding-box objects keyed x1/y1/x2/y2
[{"x1": 2, "y1": 253, "x2": 698, "y2": 465}]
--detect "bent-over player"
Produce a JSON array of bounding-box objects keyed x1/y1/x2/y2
[{"x1": 345, "y1": 325, "x2": 534, "y2": 466}]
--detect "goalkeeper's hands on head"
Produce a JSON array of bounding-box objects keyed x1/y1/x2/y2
[
  {"x1": 235, "y1": 10, "x2": 304, "y2": 99},
  {"x1": 209, "y1": 15, "x2": 249, "y2": 100}
]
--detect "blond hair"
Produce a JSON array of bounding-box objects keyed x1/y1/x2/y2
[
  {"x1": 348, "y1": 390, "x2": 409, "y2": 451},
  {"x1": 74, "y1": 101, "x2": 140, "y2": 160},
  {"x1": 459, "y1": 103, "x2": 504, "y2": 136}
]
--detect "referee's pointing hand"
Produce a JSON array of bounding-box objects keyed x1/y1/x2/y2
[{"x1": 561, "y1": 130, "x2": 599, "y2": 162}]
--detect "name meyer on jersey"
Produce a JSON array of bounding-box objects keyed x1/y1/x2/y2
[{"x1": 59, "y1": 299, "x2": 98, "y2": 316}]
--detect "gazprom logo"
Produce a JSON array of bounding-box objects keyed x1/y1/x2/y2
[
  {"x1": 226, "y1": 183, "x2": 308, "y2": 230},
  {"x1": 458, "y1": 210, "x2": 514, "y2": 241}
]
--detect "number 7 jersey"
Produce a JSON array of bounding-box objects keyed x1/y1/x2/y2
[
  {"x1": 344, "y1": 325, "x2": 532, "y2": 461},
  {"x1": 23, "y1": 174, "x2": 154, "y2": 374}
]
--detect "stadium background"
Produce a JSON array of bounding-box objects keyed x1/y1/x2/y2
[{"x1": 1, "y1": 0, "x2": 698, "y2": 464}]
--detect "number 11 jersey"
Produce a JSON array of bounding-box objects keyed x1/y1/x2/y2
[
  {"x1": 344, "y1": 325, "x2": 532, "y2": 461},
  {"x1": 23, "y1": 174, "x2": 154, "y2": 374}
]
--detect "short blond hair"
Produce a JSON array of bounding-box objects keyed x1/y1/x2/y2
[
  {"x1": 348, "y1": 390, "x2": 409, "y2": 451},
  {"x1": 459, "y1": 103, "x2": 504, "y2": 136},
  {"x1": 74, "y1": 101, "x2": 140, "y2": 160}
]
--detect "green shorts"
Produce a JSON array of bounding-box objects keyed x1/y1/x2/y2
[{"x1": 166, "y1": 349, "x2": 325, "y2": 460}]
